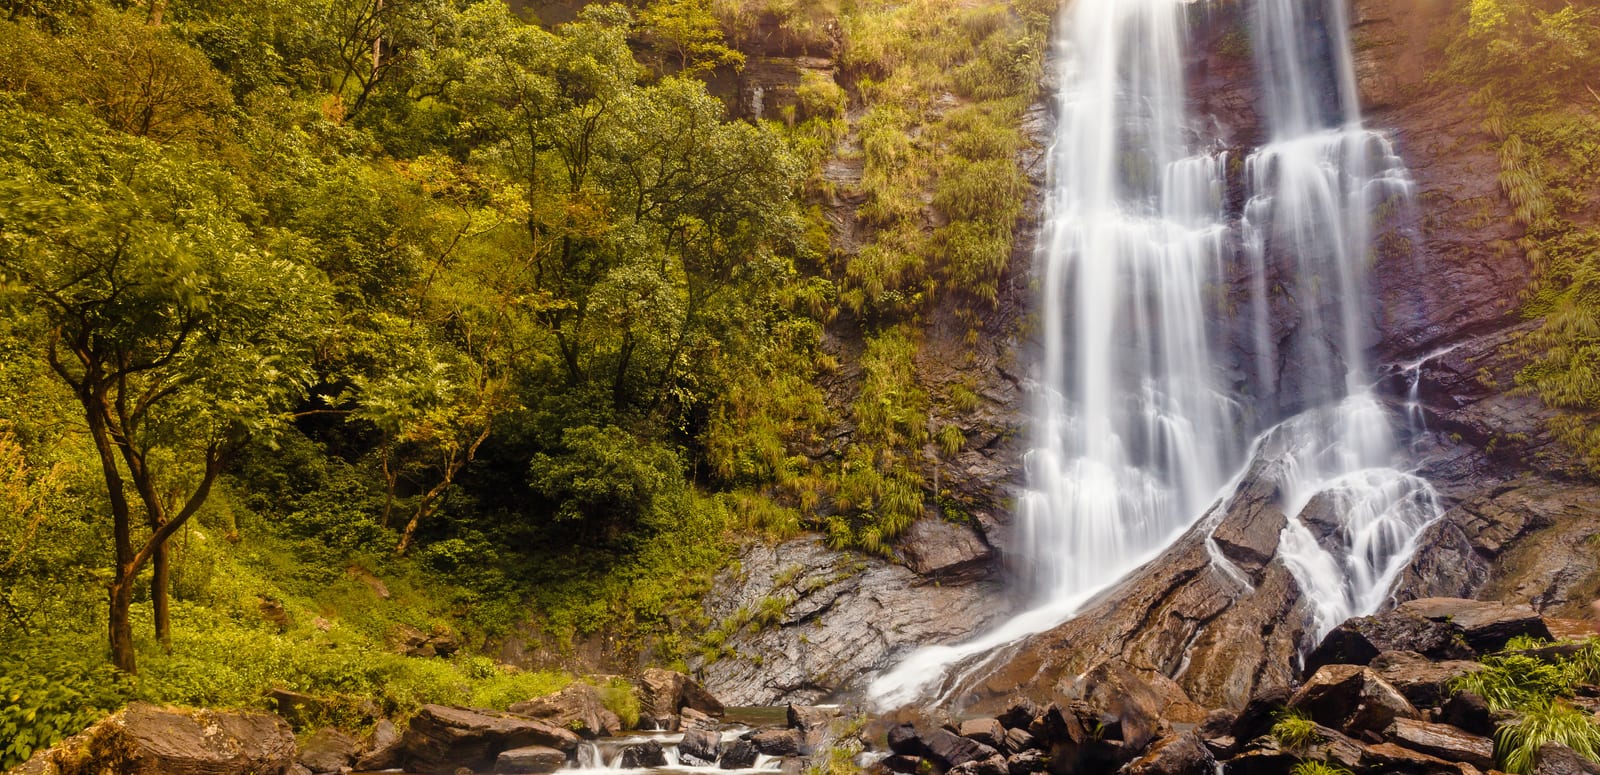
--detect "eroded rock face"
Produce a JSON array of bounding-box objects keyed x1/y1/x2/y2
[
  {"x1": 691, "y1": 535, "x2": 1013, "y2": 705},
  {"x1": 1288, "y1": 665, "x2": 1420, "y2": 738}
]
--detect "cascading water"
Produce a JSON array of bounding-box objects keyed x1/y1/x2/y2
[{"x1": 869, "y1": 0, "x2": 1439, "y2": 709}]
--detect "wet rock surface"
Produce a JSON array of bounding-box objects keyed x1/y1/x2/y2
[
  {"x1": 691, "y1": 535, "x2": 1012, "y2": 706},
  {"x1": 17, "y1": 703, "x2": 297, "y2": 775},
  {"x1": 399, "y1": 705, "x2": 579, "y2": 775}
]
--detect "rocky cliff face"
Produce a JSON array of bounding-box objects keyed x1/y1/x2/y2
[{"x1": 908, "y1": 0, "x2": 1597, "y2": 716}]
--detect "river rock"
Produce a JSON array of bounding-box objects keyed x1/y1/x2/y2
[
  {"x1": 958, "y1": 718, "x2": 1006, "y2": 751},
  {"x1": 1533, "y1": 742, "x2": 1600, "y2": 775},
  {"x1": 680, "y1": 707, "x2": 719, "y2": 731},
  {"x1": 1397, "y1": 597, "x2": 1553, "y2": 653},
  {"x1": 922, "y1": 728, "x2": 1000, "y2": 770},
  {"x1": 34, "y1": 703, "x2": 296, "y2": 775},
  {"x1": 355, "y1": 719, "x2": 403, "y2": 771},
  {"x1": 880, "y1": 754, "x2": 922, "y2": 773},
  {"x1": 508, "y1": 683, "x2": 622, "y2": 738},
  {"x1": 747, "y1": 728, "x2": 803, "y2": 757},
  {"x1": 636, "y1": 668, "x2": 724, "y2": 729},
  {"x1": 1123, "y1": 732, "x2": 1214, "y2": 775},
  {"x1": 680, "y1": 728, "x2": 722, "y2": 766},
  {"x1": 886, "y1": 724, "x2": 924, "y2": 756},
  {"x1": 998, "y1": 698, "x2": 1041, "y2": 730},
  {"x1": 1383, "y1": 717, "x2": 1495, "y2": 770},
  {"x1": 788, "y1": 704, "x2": 839, "y2": 754},
  {"x1": 619, "y1": 740, "x2": 667, "y2": 769},
  {"x1": 400, "y1": 705, "x2": 580, "y2": 775},
  {"x1": 298, "y1": 727, "x2": 359, "y2": 773},
  {"x1": 1288, "y1": 664, "x2": 1421, "y2": 737},
  {"x1": 493, "y1": 746, "x2": 567, "y2": 774},
  {"x1": 1371, "y1": 650, "x2": 1486, "y2": 708},
  {"x1": 719, "y1": 740, "x2": 759, "y2": 770}
]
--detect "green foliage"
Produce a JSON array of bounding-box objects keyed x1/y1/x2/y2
[
  {"x1": 1495, "y1": 697, "x2": 1600, "y2": 774},
  {"x1": 1288, "y1": 763, "x2": 1352, "y2": 775},
  {"x1": 595, "y1": 677, "x2": 640, "y2": 729},
  {"x1": 1450, "y1": 653, "x2": 1575, "y2": 711},
  {"x1": 0, "y1": 647, "x2": 130, "y2": 769},
  {"x1": 1271, "y1": 708, "x2": 1321, "y2": 751}
]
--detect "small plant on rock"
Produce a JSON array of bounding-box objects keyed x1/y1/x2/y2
[
  {"x1": 1272, "y1": 709, "x2": 1320, "y2": 751},
  {"x1": 1289, "y1": 762, "x2": 1352, "y2": 775},
  {"x1": 1450, "y1": 653, "x2": 1574, "y2": 711}
]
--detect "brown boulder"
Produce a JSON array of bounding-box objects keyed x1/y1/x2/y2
[
  {"x1": 1121, "y1": 732, "x2": 1215, "y2": 775},
  {"x1": 354, "y1": 719, "x2": 403, "y2": 771},
  {"x1": 507, "y1": 683, "x2": 622, "y2": 738},
  {"x1": 400, "y1": 705, "x2": 579, "y2": 775},
  {"x1": 747, "y1": 728, "x2": 802, "y2": 757},
  {"x1": 1384, "y1": 718, "x2": 1495, "y2": 770},
  {"x1": 679, "y1": 728, "x2": 722, "y2": 766},
  {"x1": 958, "y1": 718, "x2": 1007, "y2": 751},
  {"x1": 493, "y1": 745, "x2": 567, "y2": 774},
  {"x1": 922, "y1": 728, "x2": 1000, "y2": 770},
  {"x1": 297, "y1": 727, "x2": 359, "y2": 774},
  {"x1": 46, "y1": 703, "x2": 296, "y2": 775},
  {"x1": 895, "y1": 518, "x2": 994, "y2": 583},
  {"x1": 1398, "y1": 598, "x2": 1552, "y2": 653},
  {"x1": 1533, "y1": 742, "x2": 1600, "y2": 774},
  {"x1": 1304, "y1": 608, "x2": 1473, "y2": 675},
  {"x1": 1288, "y1": 664, "x2": 1421, "y2": 737},
  {"x1": 1371, "y1": 650, "x2": 1486, "y2": 708},
  {"x1": 635, "y1": 669, "x2": 724, "y2": 729}
]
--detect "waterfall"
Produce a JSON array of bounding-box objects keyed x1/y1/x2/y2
[{"x1": 868, "y1": 0, "x2": 1439, "y2": 709}]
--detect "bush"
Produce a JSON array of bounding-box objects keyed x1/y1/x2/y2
[
  {"x1": 1272, "y1": 708, "x2": 1321, "y2": 750},
  {"x1": 1496, "y1": 698, "x2": 1600, "y2": 774}
]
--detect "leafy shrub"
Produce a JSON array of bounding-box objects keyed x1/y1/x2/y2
[
  {"x1": 1451, "y1": 653, "x2": 1575, "y2": 711},
  {"x1": 0, "y1": 648, "x2": 131, "y2": 769}
]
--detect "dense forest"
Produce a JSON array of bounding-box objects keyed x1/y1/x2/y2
[
  {"x1": 2, "y1": 0, "x2": 1599, "y2": 770},
  {"x1": 0, "y1": 0, "x2": 1049, "y2": 763}
]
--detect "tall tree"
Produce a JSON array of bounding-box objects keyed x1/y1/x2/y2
[{"x1": 0, "y1": 106, "x2": 328, "y2": 671}]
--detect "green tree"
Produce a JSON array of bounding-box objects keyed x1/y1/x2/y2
[
  {"x1": 0, "y1": 105, "x2": 329, "y2": 672},
  {"x1": 635, "y1": 0, "x2": 744, "y2": 76}
]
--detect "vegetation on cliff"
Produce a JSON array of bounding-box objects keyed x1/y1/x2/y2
[{"x1": 0, "y1": 0, "x2": 1048, "y2": 764}]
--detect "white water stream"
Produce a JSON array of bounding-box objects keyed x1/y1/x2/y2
[{"x1": 869, "y1": 0, "x2": 1439, "y2": 709}]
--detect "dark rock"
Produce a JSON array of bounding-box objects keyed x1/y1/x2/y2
[
  {"x1": 355, "y1": 719, "x2": 403, "y2": 771},
  {"x1": 1120, "y1": 732, "x2": 1215, "y2": 775},
  {"x1": 1398, "y1": 597, "x2": 1553, "y2": 653},
  {"x1": 40, "y1": 703, "x2": 296, "y2": 775},
  {"x1": 298, "y1": 727, "x2": 359, "y2": 774},
  {"x1": 1031, "y1": 704, "x2": 1088, "y2": 746},
  {"x1": 493, "y1": 746, "x2": 567, "y2": 774},
  {"x1": 400, "y1": 705, "x2": 580, "y2": 775},
  {"x1": 880, "y1": 754, "x2": 922, "y2": 773},
  {"x1": 1006, "y1": 750, "x2": 1047, "y2": 775},
  {"x1": 1370, "y1": 650, "x2": 1486, "y2": 709},
  {"x1": 1440, "y1": 692, "x2": 1495, "y2": 737},
  {"x1": 719, "y1": 740, "x2": 760, "y2": 770},
  {"x1": 998, "y1": 698, "x2": 1042, "y2": 731},
  {"x1": 619, "y1": 741, "x2": 668, "y2": 769},
  {"x1": 268, "y1": 689, "x2": 326, "y2": 730},
  {"x1": 922, "y1": 728, "x2": 999, "y2": 770},
  {"x1": 1058, "y1": 662, "x2": 1179, "y2": 751},
  {"x1": 887, "y1": 724, "x2": 925, "y2": 756},
  {"x1": 1288, "y1": 665, "x2": 1421, "y2": 737},
  {"x1": 1384, "y1": 717, "x2": 1495, "y2": 770},
  {"x1": 1304, "y1": 608, "x2": 1473, "y2": 675},
  {"x1": 958, "y1": 718, "x2": 1006, "y2": 751},
  {"x1": 289, "y1": 764, "x2": 313, "y2": 775},
  {"x1": 895, "y1": 519, "x2": 994, "y2": 583},
  {"x1": 1002, "y1": 727, "x2": 1036, "y2": 753},
  {"x1": 680, "y1": 728, "x2": 723, "y2": 766},
  {"x1": 1229, "y1": 688, "x2": 1291, "y2": 749},
  {"x1": 508, "y1": 683, "x2": 622, "y2": 739},
  {"x1": 1225, "y1": 728, "x2": 1365, "y2": 775},
  {"x1": 1533, "y1": 742, "x2": 1600, "y2": 774},
  {"x1": 748, "y1": 728, "x2": 803, "y2": 757}
]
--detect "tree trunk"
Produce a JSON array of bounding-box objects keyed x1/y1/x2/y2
[
  {"x1": 152, "y1": 540, "x2": 170, "y2": 651},
  {"x1": 109, "y1": 575, "x2": 137, "y2": 673}
]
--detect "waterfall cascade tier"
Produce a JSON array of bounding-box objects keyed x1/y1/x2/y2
[{"x1": 869, "y1": 0, "x2": 1439, "y2": 709}]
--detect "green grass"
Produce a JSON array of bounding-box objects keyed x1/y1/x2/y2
[
  {"x1": 1450, "y1": 653, "x2": 1575, "y2": 711},
  {"x1": 1496, "y1": 697, "x2": 1600, "y2": 774},
  {"x1": 1289, "y1": 763, "x2": 1352, "y2": 775},
  {"x1": 1272, "y1": 708, "x2": 1321, "y2": 751}
]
